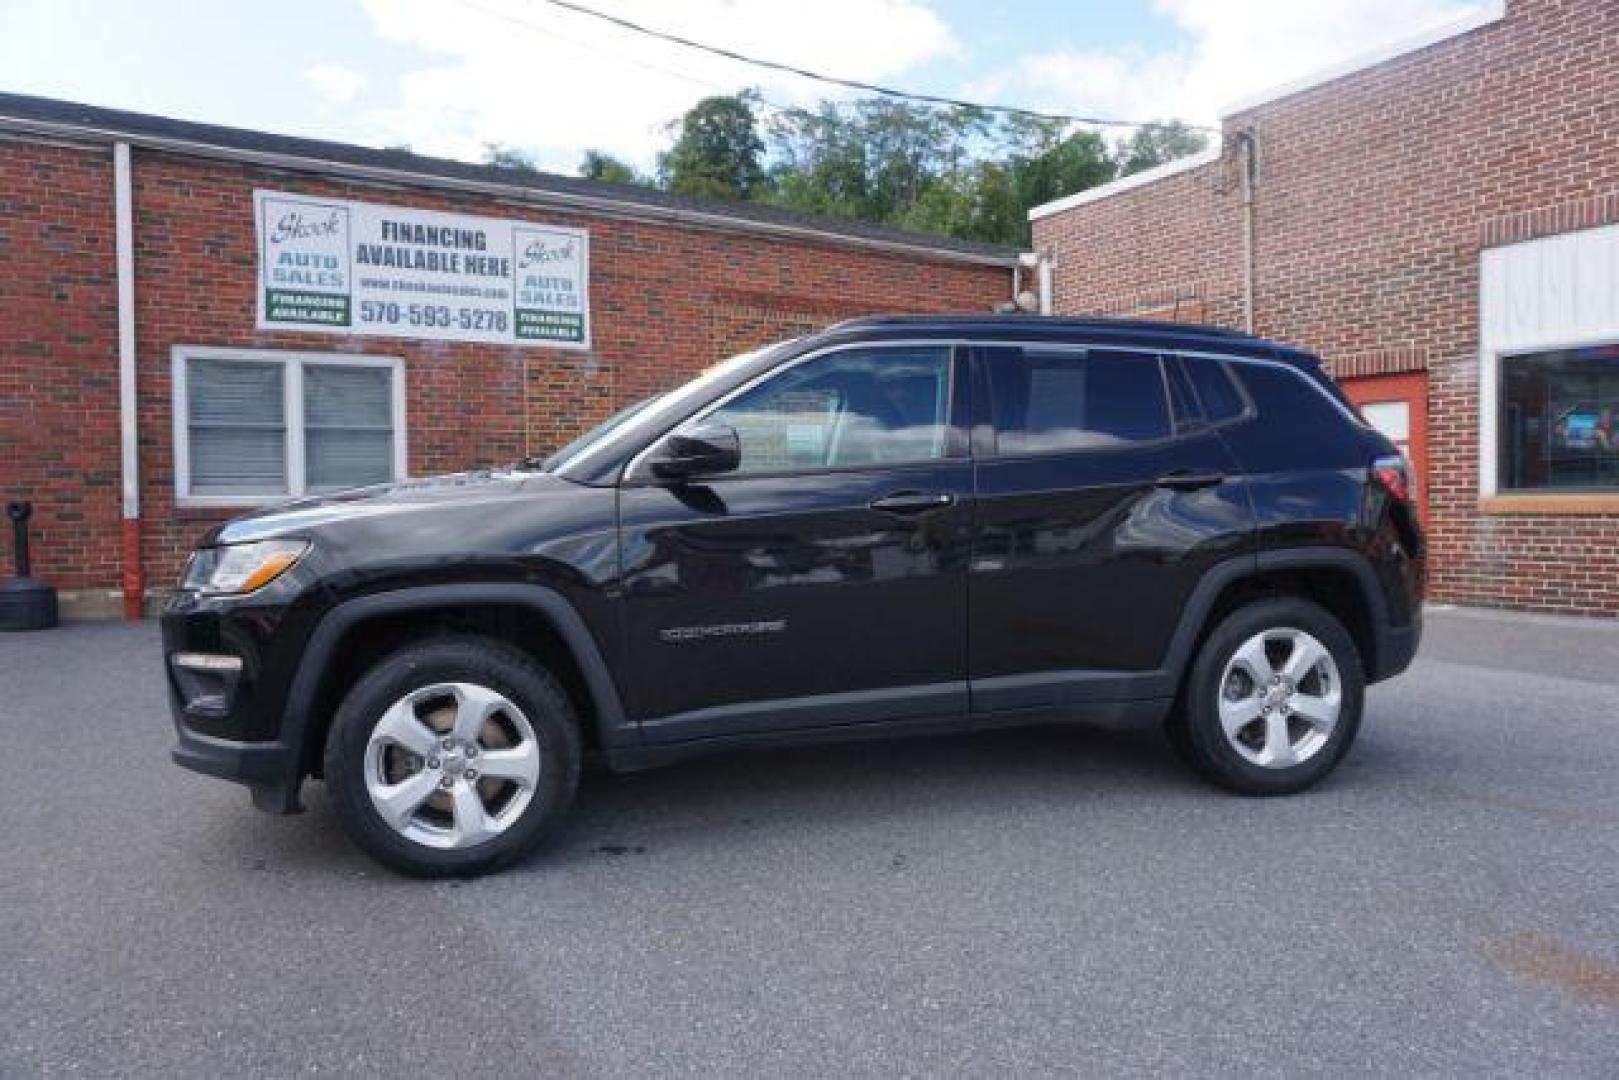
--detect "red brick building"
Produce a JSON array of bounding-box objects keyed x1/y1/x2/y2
[
  {"x1": 1032, "y1": 0, "x2": 1619, "y2": 615},
  {"x1": 0, "y1": 95, "x2": 1015, "y2": 617}
]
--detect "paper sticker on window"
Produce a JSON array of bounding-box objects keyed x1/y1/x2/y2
[{"x1": 785, "y1": 423, "x2": 827, "y2": 461}]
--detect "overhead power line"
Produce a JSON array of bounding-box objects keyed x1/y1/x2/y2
[
  {"x1": 533, "y1": 0, "x2": 1217, "y2": 132},
  {"x1": 446, "y1": 0, "x2": 808, "y2": 123}
]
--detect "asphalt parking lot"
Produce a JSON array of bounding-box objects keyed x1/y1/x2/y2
[{"x1": 2, "y1": 606, "x2": 1617, "y2": 1077}]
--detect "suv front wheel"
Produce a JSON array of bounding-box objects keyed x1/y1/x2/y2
[
  {"x1": 324, "y1": 636, "x2": 582, "y2": 877},
  {"x1": 1172, "y1": 597, "x2": 1365, "y2": 795}
]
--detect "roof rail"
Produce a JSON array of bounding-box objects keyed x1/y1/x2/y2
[{"x1": 826, "y1": 313, "x2": 1259, "y2": 340}]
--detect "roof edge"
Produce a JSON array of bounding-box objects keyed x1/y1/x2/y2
[
  {"x1": 0, "y1": 95, "x2": 1019, "y2": 269},
  {"x1": 1028, "y1": 146, "x2": 1221, "y2": 221},
  {"x1": 1220, "y1": 0, "x2": 1506, "y2": 118},
  {"x1": 1028, "y1": 1, "x2": 1505, "y2": 223}
]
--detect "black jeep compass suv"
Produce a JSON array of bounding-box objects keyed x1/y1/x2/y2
[{"x1": 164, "y1": 316, "x2": 1424, "y2": 876}]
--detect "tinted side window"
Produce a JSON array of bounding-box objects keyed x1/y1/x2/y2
[
  {"x1": 706, "y1": 346, "x2": 953, "y2": 475},
  {"x1": 1163, "y1": 357, "x2": 1202, "y2": 429},
  {"x1": 1180, "y1": 355, "x2": 1247, "y2": 423},
  {"x1": 985, "y1": 347, "x2": 1170, "y2": 456},
  {"x1": 1227, "y1": 361, "x2": 1368, "y2": 463}
]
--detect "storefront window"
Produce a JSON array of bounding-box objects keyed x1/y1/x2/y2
[{"x1": 1498, "y1": 344, "x2": 1619, "y2": 492}]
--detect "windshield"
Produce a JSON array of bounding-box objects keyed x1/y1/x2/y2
[{"x1": 541, "y1": 338, "x2": 802, "y2": 477}]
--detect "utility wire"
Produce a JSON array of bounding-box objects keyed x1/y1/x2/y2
[
  {"x1": 449, "y1": 0, "x2": 799, "y2": 118},
  {"x1": 531, "y1": 0, "x2": 1216, "y2": 132}
]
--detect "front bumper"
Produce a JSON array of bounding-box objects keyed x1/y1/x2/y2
[
  {"x1": 170, "y1": 721, "x2": 304, "y2": 813},
  {"x1": 163, "y1": 584, "x2": 311, "y2": 814}
]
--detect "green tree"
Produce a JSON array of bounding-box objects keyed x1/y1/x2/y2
[
  {"x1": 993, "y1": 118, "x2": 1116, "y2": 244},
  {"x1": 658, "y1": 92, "x2": 768, "y2": 201},
  {"x1": 765, "y1": 102, "x2": 869, "y2": 218},
  {"x1": 764, "y1": 102, "x2": 1115, "y2": 246},
  {"x1": 579, "y1": 149, "x2": 646, "y2": 186},
  {"x1": 1114, "y1": 120, "x2": 1208, "y2": 177},
  {"x1": 620, "y1": 92, "x2": 1197, "y2": 245},
  {"x1": 482, "y1": 143, "x2": 540, "y2": 172},
  {"x1": 765, "y1": 100, "x2": 988, "y2": 229}
]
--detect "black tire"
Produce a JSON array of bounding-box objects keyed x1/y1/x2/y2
[
  {"x1": 1170, "y1": 597, "x2": 1364, "y2": 796},
  {"x1": 324, "y1": 635, "x2": 582, "y2": 877}
]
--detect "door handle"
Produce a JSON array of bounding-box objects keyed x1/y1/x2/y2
[
  {"x1": 1155, "y1": 471, "x2": 1226, "y2": 492},
  {"x1": 869, "y1": 491, "x2": 956, "y2": 514}
]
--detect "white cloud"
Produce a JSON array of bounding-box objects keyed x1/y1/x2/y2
[
  {"x1": 302, "y1": 62, "x2": 368, "y2": 103},
  {"x1": 357, "y1": 0, "x2": 958, "y2": 171},
  {"x1": 1015, "y1": 0, "x2": 1493, "y2": 128}
]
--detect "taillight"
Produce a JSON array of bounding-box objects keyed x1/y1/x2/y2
[{"x1": 1373, "y1": 455, "x2": 1412, "y2": 503}]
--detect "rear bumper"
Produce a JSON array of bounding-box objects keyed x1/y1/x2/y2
[{"x1": 1371, "y1": 606, "x2": 1422, "y2": 684}]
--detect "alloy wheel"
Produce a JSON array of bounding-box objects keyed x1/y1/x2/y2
[
  {"x1": 1216, "y1": 627, "x2": 1343, "y2": 769},
  {"x1": 363, "y1": 682, "x2": 542, "y2": 849}
]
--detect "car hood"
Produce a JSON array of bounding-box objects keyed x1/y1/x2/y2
[{"x1": 202, "y1": 469, "x2": 575, "y2": 545}]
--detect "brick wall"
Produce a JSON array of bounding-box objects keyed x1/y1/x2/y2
[
  {"x1": 0, "y1": 141, "x2": 121, "y2": 592},
  {"x1": 2, "y1": 143, "x2": 1009, "y2": 595},
  {"x1": 1033, "y1": 0, "x2": 1619, "y2": 616}
]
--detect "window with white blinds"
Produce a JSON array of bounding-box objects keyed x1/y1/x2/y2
[
  {"x1": 304, "y1": 364, "x2": 396, "y2": 491},
  {"x1": 174, "y1": 348, "x2": 404, "y2": 504},
  {"x1": 186, "y1": 359, "x2": 288, "y2": 496}
]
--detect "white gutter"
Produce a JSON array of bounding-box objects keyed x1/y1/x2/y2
[
  {"x1": 114, "y1": 142, "x2": 141, "y2": 617},
  {"x1": 0, "y1": 113, "x2": 1017, "y2": 270},
  {"x1": 1029, "y1": 146, "x2": 1221, "y2": 221}
]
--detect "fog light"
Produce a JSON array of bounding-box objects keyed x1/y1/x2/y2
[
  {"x1": 171, "y1": 652, "x2": 243, "y2": 673},
  {"x1": 170, "y1": 652, "x2": 244, "y2": 718}
]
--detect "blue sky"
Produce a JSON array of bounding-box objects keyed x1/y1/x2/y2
[{"x1": 0, "y1": 0, "x2": 1488, "y2": 174}]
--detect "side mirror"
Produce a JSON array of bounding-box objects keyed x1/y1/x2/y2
[{"x1": 650, "y1": 422, "x2": 741, "y2": 480}]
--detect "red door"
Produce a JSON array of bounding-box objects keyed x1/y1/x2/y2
[{"x1": 1340, "y1": 372, "x2": 1429, "y2": 520}]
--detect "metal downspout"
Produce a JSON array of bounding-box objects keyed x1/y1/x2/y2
[
  {"x1": 114, "y1": 142, "x2": 142, "y2": 619},
  {"x1": 1235, "y1": 131, "x2": 1258, "y2": 334}
]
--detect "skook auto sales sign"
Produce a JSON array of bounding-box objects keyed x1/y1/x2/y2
[{"x1": 254, "y1": 189, "x2": 590, "y2": 348}]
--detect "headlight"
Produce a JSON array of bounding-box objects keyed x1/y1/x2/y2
[{"x1": 182, "y1": 540, "x2": 309, "y2": 595}]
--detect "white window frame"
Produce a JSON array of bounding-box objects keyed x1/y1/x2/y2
[{"x1": 172, "y1": 345, "x2": 407, "y2": 508}]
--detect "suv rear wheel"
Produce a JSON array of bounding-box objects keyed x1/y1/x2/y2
[
  {"x1": 1172, "y1": 597, "x2": 1364, "y2": 795},
  {"x1": 324, "y1": 635, "x2": 582, "y2": 877}
]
